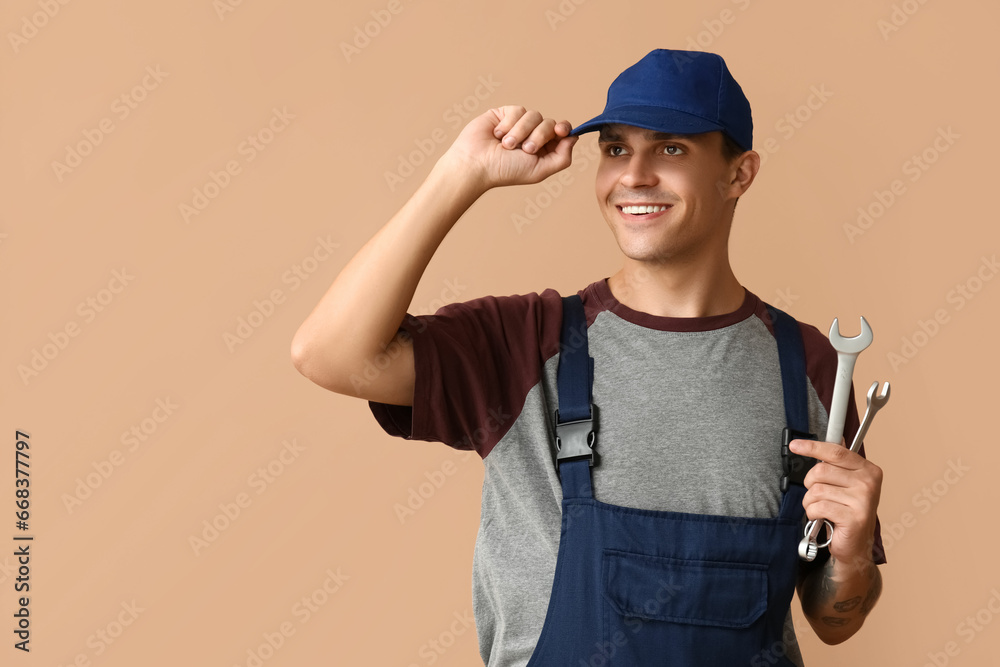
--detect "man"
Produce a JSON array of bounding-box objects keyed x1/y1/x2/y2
[{"x1": 292, "y1": 49, "x2": 885, "y2": 666}]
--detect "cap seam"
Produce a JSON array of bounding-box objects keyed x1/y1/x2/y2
[{"x1": 716, "y1": 58, "x2": 724, "y2": 119}]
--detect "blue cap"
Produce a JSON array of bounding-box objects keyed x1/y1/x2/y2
[{"x1": 570, "y1": 49, "x2": 753, "y2": 152}]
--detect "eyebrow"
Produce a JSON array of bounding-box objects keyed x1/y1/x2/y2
[{"x1": 597, "y1": 127, "x2": 688, "y2": 143}]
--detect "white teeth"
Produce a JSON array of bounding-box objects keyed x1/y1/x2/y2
[{"x1": 620, "y1": 205, "x2": 668, "y2": 214}]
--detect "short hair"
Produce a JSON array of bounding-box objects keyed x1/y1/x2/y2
[
  {"x1": 720, "y1": 132, "x2": 746, "y2": 162},
  {"x1": 718, "y1": 133, "x2": 746, "y2": 210}
]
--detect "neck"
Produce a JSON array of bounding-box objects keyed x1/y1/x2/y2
[{"x1": 607, "y1": 254, "x2": 744, "y2": 318}]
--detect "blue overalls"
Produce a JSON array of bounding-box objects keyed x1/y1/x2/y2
[{"x1": 525, "y1": 295, "x2": 814, "y2": 666}]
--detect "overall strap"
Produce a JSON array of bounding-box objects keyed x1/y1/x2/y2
[
  {"x1": 767, "y1": 305, "x2": 810, "y2": 434},
  {"x1": 554, "y1": 294, "x2": 595, "y2": 499},
  {"x1": 767, "y1": 304, "x2": 812, "y2": 519}
]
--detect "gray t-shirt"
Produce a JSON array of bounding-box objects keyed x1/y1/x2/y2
[{"x1": 369, "y1": 279, "x2": 886, "y2": 667}]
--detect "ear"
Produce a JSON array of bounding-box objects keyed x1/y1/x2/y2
[
  {"x1": 716, "y1": 150, "x2": 761, "y2": 203},
  {"x1": 730, "y1": 150, "x2": 760, "y2": 196}
]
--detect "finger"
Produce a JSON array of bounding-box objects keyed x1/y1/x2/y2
[
  {"x1": 550, "y1": 119, "x2": 573, "y2": 138},
  {"x1": 551, "y1": 132, "x2": 579, "y2": 161},
  {"x1": 789, "y1": 438, "x2": 864, "y2": 470},
  {"x1": 501, "y1": 109, "x2": 544, "y2": 149},
  {"x1": 803, "y1": 461, "x2": 860, "y2": 490},
  {"x1": 535, "y1": 134, "x2": 578, "y2": 174},
  {"x1": 491, "y1": 106, "x2": 528, "y2": 142},
  {"x1": 801, "y1": 497, "x2": 855, "y2": 526},
  {"x1": 521, "y1": 118, "x2": 558, "y2": 154},
  {"x1": 803, "y1": 482, "x2": 867, "y2": 512},
  {"x1": 558, "y1": 120, "x2": 573, "y2": 134}
]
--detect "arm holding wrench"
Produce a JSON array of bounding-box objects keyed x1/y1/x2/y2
[
  {"x1": 792, "y1": 434, "x2": 884, "y2": 643},
  {"x1": 792, "y1": 318, "x2": 885, "y2": 644}
]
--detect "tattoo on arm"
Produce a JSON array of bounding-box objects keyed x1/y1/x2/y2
[
  {"x1": 860, "y1": 569, "x2": 883, "y2": 614},
  {"x1": 833, "y1": 596, "x2": 862, "y2": 613},
  {"x1": 802, "y1": 557, "x2": 882, "y2": 621},
  {"x1": 801, "y1": 558, "x2": 838, "y2": 618}
]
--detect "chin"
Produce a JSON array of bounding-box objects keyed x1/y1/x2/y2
[{"x1": 616, "y1": 240, "x2": 675, "y2": 263}]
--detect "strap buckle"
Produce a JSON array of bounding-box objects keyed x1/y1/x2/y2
[
  {"x1": 554, "y1": 406, "x2": 596, "y2": 466},
  {"x1": 780, "y1": 427, "x2": 818, "y2": 492}
]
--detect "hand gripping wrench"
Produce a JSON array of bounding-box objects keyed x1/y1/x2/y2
[
  {"x1": 798, "y1": 380, "x2": 890, "y2": 560},
  {"x1": 797, "y1": 317, "x2": 873, "y2": 562}
]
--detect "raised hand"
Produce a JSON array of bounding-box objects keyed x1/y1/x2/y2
[{"x1": 444, "y1": 105, "x2": 578, "y2": 191}]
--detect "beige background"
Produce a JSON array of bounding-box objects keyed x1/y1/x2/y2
[{"x1": 3, "y1": 0, "x2": 998, "y2": 665}]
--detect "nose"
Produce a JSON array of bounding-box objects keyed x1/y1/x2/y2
[{"x1": 619, "y1": 152, "x2": 658, "y2": 189}]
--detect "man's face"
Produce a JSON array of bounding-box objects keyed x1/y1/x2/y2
[{"x1": 595, "y1": 124, "x2": 742, "y2": 266}]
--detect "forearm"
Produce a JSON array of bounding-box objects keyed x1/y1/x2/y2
[
  {"x1": 292, "y1": 152, "x2": 486, "y2": 391},
  {"x1": 797, "y1": 553, "x2": 882, "y2": 644}
]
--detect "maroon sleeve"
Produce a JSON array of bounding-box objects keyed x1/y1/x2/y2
[
  {"x1": 800, "y1": 321, "x2": 887, "y2": 565},
  {"x1": 368, "y1": 289, "x2": 565, "y2": 458}
]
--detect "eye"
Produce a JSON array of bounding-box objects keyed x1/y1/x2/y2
[
  {"x1": 604, "y1": 145, "x2": 627, "y2": 157},
  {"x1": 663, "y1": 145, "x2": 684, "y2": 155}
]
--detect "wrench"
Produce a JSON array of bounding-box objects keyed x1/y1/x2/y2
[
  {"x1": 795, "y1": 317, "x2": 873, "y2": 562},
  {"x1": 824, "y1": 317, "x2": 874, "y2": 446},
  {"x1": 798, "y1": 380, "x2": 890, "y2": 561},
  {"x1": 847, "y1": 381, "x2": 890, "y2": 454}
]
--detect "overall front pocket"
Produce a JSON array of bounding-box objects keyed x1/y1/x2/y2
[{"x1": 600, "y1": 549, "x2": 783, "y2": 666}]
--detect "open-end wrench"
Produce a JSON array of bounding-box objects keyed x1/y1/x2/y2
[
  {"x1": 796, "y1": 317, "x2": 873, "y2": 562},
  {"x1": 798, "y1": 381, "x2": 890, "y2": 561},
  {"x1": 824, "y1": 317, "x2": 874, "y2": 446},
  {"x1": 847, "y1": 381, "x2": 890, "y2": 453}
]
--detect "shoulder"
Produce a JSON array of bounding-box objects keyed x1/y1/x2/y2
[
  {"x1": 750, "y1": 295, "x2": 837, "y2": 389},
  {"x1": 418, "y1": 286, "x2": 565, "y2": 324},
  {"x1": 797, "y1": 319, "x2": 836, "y2": 370},
  {"x1": 404, "y1": 283, "x2": 607, "y2": 367},
  {"x1": 417, "y1": 279, "x2": 609, "y2": 334}
]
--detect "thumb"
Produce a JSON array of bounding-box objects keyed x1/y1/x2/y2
[{"x1": 541, "y1": 134, "x2": 579, "y2": 171}]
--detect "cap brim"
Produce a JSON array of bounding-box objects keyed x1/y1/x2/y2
[{"x1": 569, "y1": 105, "x2": 726, "y2": 138}]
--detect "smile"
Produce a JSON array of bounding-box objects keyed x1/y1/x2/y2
[
  {"x1": 620, "y1": 205, "x2": 669, "y2": 214},
  {"x1": 616, "y1": 204, "x2": 672, "y2": 220}
]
